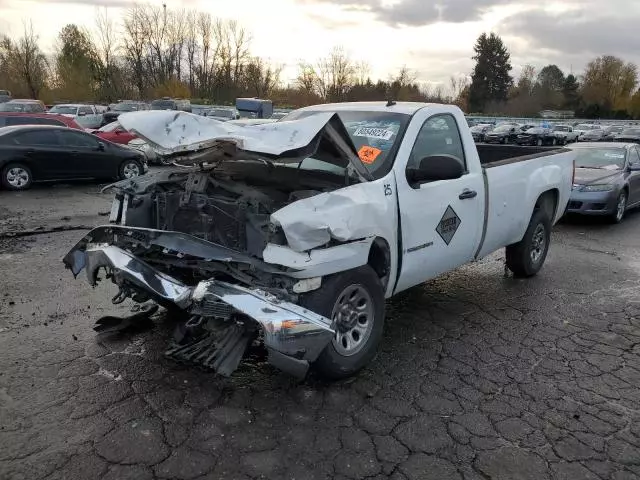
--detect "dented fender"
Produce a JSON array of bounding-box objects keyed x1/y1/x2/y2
[
  {"x1": 267, "y1": 175, "x2": 400, "y2": 297},
  {"x1": 270, "y1": 178, "x2": 398, "y2": 252}
]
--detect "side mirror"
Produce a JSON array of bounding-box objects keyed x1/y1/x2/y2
[
  {"x1": 97, "y1": 142, "x2": 105, "y2": 151},
  {"x1": 407, "y1": 154, "x2": 464, "y2": 185}
]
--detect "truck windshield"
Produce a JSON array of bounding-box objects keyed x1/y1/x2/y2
[{"x1": 280, "y1": 109, "x2": 410, "y2": 179}]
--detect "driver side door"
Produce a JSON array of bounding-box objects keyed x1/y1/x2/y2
[
  {"x1": 394, "y1": 112, "x2": 484, "y2": 293},
  {"x1": 55, "y1": 130, "x2": 113, "y2": 178}
]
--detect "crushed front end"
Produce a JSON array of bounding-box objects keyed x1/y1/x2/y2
[
  {"x1": 63, "y1": 224, "x2": 334, "y2": 378},
  {"x1": 62, "y1": 111, "x2": 383, "y2": 378}
]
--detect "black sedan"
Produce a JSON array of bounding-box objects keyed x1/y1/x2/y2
[
  {"x1": 0, "y1": 125, "x2": 147, "y2": 191},
  {"x1": 566, "y1": 142, "x2": 640, "y2": 223},
  {"x1": 483, "y1": 124, "x2": 520, "y2": 144},
  {"x1": 515, "y1": 127, "x2": 559, "y2": 146},
  {"x1": 470, "y1": 124, "x2": 493, "y2": 142},
  {"x1": 614, "y1": 128, "x2": 640, "y2": 144}
]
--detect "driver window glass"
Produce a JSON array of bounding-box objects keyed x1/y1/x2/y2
[
  {"x1": 79, "y1": 106, "x2": 93, "y2": 115},
  {"x1": 407, "y1": 114, "x2": 466, "y2": 171}
]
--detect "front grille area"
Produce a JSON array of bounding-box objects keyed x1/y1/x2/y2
[{"x1": 568, "y1": 201, "x2": 583, "y2": 209}]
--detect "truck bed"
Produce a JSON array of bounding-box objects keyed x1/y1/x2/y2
[
  {"x1": 475, "y1": 144, "x2": 575, "y2": 261},
  {"x1": 477, "y1": 144, "x2": 569, "y2": 167}
]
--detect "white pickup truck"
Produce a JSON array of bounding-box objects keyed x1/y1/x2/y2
[{"x1": 63, "y1": 102, "x2": 575, "y2": 379}]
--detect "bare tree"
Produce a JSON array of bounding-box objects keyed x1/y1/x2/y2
[
  {"x1": 354, "y1": 60, "x2": 370, "y2": 85},
  {"x1": 449, "y1": 75, "x2": 469, "y2": 100},
  {"x1": 316, "y1": 46, "x2": 355, "y2": 101},
  {"x1": 244, "y1": 57, "x2": 282, "y2": 97},
  {"x1": 196, "y1": 12, "x2": 214, "y2": 95},
  {"x1": 0, "y1": 22, "x2": 49, "y2": 98},
  {"x1": 295, "y1": 62, "x2": 317, "y2": 93},
  {"x1": 122, "y1": 5, "x2": 149, "y2": 97},
  {"x1": 94, "y1": 7, "x2": 119, "y2": 100},
  {"x1": 184, "y1": 11, "x2": 198, "y2": 93}
]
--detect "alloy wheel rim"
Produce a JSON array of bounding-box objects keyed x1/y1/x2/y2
[
  {"x1": 123, "y1": 163, "x2": 140, "y2": 178},
  {"x1": 530, "y1": 223, "x2": 546, "y2": 264},
  {"x1": 331, "y1": 284, "x2": 374, "y2": 357},
  {"x1": 6, "y1": 167, "x2": 29, "y2": 187}
]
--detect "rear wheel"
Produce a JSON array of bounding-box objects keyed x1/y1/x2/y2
[
  {"x1": 1, "y1": 163, "x2": 32, "y2": 191},
  {"x1": 506, "y1": 208, "x2": 551, "y2": 278},
  {"x1": 300, "y1": 266, "x2": 385, "y2": 379}
]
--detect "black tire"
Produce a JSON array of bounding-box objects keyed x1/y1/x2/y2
[
  {"x1": 609, "y1": 190, "x2": 627, "y2": 224},
  {"x1": 505, "y1": 208, "x2": 551, "y2": 278},
  {"x1": 536, "y1": 138, "x2": 543, "y2": 146},
  {"x1": 1, "y1": 163, "x2": 33, "y2": 191},
  {"x1": 551, "y1": 137, "x2": 557, "y2": 146},
  {"x1": 119, "y1": 159, "x2": 143, "y2": 180},
  {"x1": 300, "y1": 265, "x2": 385, "y2": 379},
  {"x1": 500, "y1": 137, "x2": 506, "y2": 144}
]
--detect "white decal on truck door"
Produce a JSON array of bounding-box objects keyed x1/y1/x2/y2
[{"x1": 436, "y1": 206, "x2": 461, "y2": 245}]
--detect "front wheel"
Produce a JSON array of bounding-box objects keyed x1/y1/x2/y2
[
  {"x1": 2, "y1": 163, "x2": 33, "y2": 191},
  {"x1": 505, "y1": 208, "x2": 551, "y2": 278},
  {"x1": 119, "y1": 159, "x2": 142, "y2": 180},
  {"x1": 300, "y1": 265, "x2": 385, "y2": 379},
  {"x1": 610, "y1": 191, "x2": 627, "y2": 224}
]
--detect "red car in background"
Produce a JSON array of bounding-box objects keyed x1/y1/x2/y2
[
  {"x1": 90, "y1": 121, "x2": 160, "y2": 164},
  {"x1": 0, "y1": 112, "x2": 84, "y2": 129},
  {"x1": 89, "y1": 121, "x2": 137, "y2": 144}
]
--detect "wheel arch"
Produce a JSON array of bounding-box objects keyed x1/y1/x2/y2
[
  {"x1": 367, "y1": 236, "x2": 391, "y2": 289},
  {"x1": 534, "y1": 188, "x2": 559, "y2": 222}
]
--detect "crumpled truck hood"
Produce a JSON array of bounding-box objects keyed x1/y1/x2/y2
[{"x1": 117, "y1": 110, "x2": 372, "y2": 181}]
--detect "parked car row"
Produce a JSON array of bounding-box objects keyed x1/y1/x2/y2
[{"x1": 0, "y1": 124, "x2": 148, "y2": 191}]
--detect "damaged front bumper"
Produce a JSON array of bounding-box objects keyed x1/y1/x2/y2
[{"x1": 63, "y1": 226, "x2": 334, "y2": 378}]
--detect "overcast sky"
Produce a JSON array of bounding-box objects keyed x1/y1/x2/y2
[{"x1": 0, "y1": 0, "x2": 638, "y2": 87}]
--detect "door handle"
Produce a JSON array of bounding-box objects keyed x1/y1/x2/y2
[
  {"x1": 459, "y1": 189, "x2": 477, "y2": 200},
  {"x1": 25, "y1": 149, "x2": 34, "y2": 156}
]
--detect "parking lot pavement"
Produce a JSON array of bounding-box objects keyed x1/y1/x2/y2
[{"x1": 1, "y1": 184, "x2": 640, "y2": 480}]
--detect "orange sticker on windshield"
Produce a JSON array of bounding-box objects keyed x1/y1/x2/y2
[{"x1": 358, "y1": 145, "x2": 382, "y2": 164}]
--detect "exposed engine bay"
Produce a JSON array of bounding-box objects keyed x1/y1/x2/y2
[{"x1": 108, "y1": 160, "x2": 355, "y2": 291}]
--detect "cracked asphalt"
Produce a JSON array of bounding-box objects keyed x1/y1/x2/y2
[{"x1": 1, "y1": 179, "x2": 640, "y2": 480}]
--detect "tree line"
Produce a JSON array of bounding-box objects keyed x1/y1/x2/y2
[
  {"x1": 1, "y1": 5, "x2": 640, "y2": 118},
  {"x1": 467, "y1": 32, "x2": 640, "y2": 119}
]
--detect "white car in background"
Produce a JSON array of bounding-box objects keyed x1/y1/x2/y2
[
  {"x1": 48, "y1": 104, "x2": 104, "y2": 129},
  {"x1": 574, "y1": 123, "x2": 602, "y2": 141}
]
